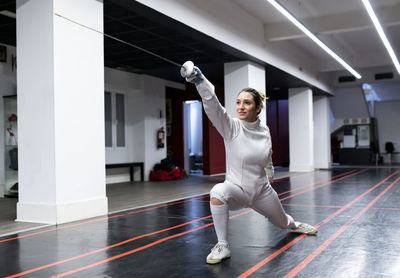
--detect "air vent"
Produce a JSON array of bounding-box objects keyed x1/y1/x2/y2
[
  {"x1": 338, "y1": 76, "x2": 356, "y2": 83},
  {"x1": 375, "y1": 72, "x2": 393, "y2": 80}
]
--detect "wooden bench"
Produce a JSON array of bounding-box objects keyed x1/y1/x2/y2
[{"x1": 106, "y1": 162, "x2": 144, "y2": 182}]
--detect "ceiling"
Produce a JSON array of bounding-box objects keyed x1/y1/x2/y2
[
  {"x1": 0, "y1": 0, "x2": 399, "y2": 100},
  {"x1": 234, "y1": 0, "x2": 400, "y2": 72}
]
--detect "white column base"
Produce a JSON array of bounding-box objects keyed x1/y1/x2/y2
[
  {"x1": 289, "y1": 164, "x2": 314, "y2": 172},
  {"x1": 16, "y1": 197, "x2": 108, "y2": 224},
  {"x1": 314, "y1": 162, "x2": 332, "y2": 169},
  {"x1": 106, "y1": 174, "x2": 130, "y2": 184}
]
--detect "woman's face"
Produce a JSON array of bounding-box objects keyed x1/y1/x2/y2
[{"x1": 236, "y1": 92, "x2": 260, "y2": 122}]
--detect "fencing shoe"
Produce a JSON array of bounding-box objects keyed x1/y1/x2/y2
[
  {"x1": 206, "y1": 242, "x2": 231, "y2": 264},
  {"x1": 291, "y1": 222, "x2": 318, "y2": 235}
]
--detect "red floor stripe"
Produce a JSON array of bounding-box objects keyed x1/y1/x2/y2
[
  {"x1": 283, "y1": 203, "x2": 400, "y2": 211},
  {"x1": 0, "y1": 196, "x2": 208, "y2": 243},
  {"x1": 277, "y1": 170, "x2": 357, "y2": 196},
  {"x1": 4, "y1": 169, "x2": 366, "y2": 277},
  {"x1": 0, "y1": 171, "x2": 352, "y2": 243},
  {"x1": 238, "y1": 234, "x2": 308, "y2": 278},
  {"x1": 45, "y1": 170, "x2": 364, "y2": 277},
  {"x1": 283, "y1": 203, "x2": 343, "y2": 208},
  {"x1": 273, "y1": 169, "x2": 354, "y2": 185},
  {"x1": 373, "y1": 207, "x2": 400, "y2": 211},
  {"x1": 284, "y1": 175, "x2": 400, "y2": 278},
  {"x1": 280, "y1": 169, "x2": 366, "y2": 201},
  {"x1": 48, "y1": 210, "x2": 252, "y2": 278},
  {"x1": 237, "y1": 169, "x2": 400, "y2": 278},
  {"x1": 190, "y1": 170, "x2": 356, "y2": 204},
  {"x1": 312, "y1": 171, "x2": 399, "y2": 229},
  {"x1": 126, "y1": 199, "x2": 195, "y2": 214},
  {"x1": 271, "y1": 177, "x2": 290, "y2": 183},
  {"x1": 5, "y1": 214, "x2": 213, "y2": 278},
  {"x1": 0, "y1": 214, "x2": 125, "y2": 243},
  {"x1": 332, "y1": 181, "x2": 370, "y2": 184}
]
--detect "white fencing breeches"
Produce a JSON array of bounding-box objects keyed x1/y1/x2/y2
[{"x1": 210, "y1": 181, "x2": 297, "y2": 230}]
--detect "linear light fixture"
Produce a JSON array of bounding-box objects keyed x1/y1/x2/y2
[
  {"x1": 265, "y1": 0, "x2": 362, "y2": 79},
  {"x1": 361, "y1": 0, "x2": 400, "y2": 75},
  {"x1": 0, "y1": 10, "x2": 16, "y2": 19}
]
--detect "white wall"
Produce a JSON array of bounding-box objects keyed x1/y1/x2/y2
[
  {"x1": 0, "y1": 63, "x2": 184, "y2": 193},
  {"x1": 143, "y1": 75, "x2": 169, "y2": 180},
  {"x1": 0, "y1": 44, "x2": 17, "y2": 196},
  {"x1": 330, "y1": 86, "x2": 369, "y2": 120},
  {"x1": 104, "y1": 67, "x2": 143, "y2": 183},
  {"x1": 326, "y1": 65, "x2": 400, "y2": 87},
  {"x1": 104, "y1": 67, "x2": 184, "y2": 182},
  {"x1": 375, "y1": 101, "x2": 400, "y2": 163}
]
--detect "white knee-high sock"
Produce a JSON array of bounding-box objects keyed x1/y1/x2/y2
[{"x1": 210, "y1": 203, "x2": 229, "y2": 245}]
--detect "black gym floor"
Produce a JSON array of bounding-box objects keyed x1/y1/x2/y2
[{"x1": 1, "y1": 167, "x2": 399, "y2": 277}]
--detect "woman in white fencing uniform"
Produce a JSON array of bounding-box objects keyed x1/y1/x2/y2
[{"x1": 183, "y1": 63, "x2": 317, "y2": 265}]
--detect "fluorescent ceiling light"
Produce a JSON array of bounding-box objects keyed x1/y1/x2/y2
[
  {"x1": 0, "y1": 10, "x2": 16, "y2": 19},
  {"x1": 265, "y1": 0, "x2": 362, "y2": 79},
  {"x1": 361, "y1": 0, "x2": 400, "y2": 75}
]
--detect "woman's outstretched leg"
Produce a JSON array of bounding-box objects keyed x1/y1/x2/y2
[{"x1": 252, "y1": 184, "x2": 317, "y2": 234}]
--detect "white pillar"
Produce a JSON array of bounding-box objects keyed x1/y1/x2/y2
[
  {"x1": 16, "y1": 0, "x2": 107, "y2": 224},
  {"x1": 313, "y1": 95, "x2": 332, "y2": 169},
  {"x1": 224, "y1": 61, "x2": 266, "y2": 124},
  {"x1": 289, "y1": 88, "x2": 314, "y2": 172}
]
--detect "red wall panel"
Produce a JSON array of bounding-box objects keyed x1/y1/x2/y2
[{"x1": 267, "y1": 99, "x2": 289, "y2": 166}]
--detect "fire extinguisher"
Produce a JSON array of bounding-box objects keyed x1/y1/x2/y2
[{"x1": 157, "y1": 127, "x2": 165, "y2": 148}]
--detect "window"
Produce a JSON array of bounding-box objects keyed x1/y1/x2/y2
[
  {"x1": 104, "y1": 91, "x2": 125, "y2": 148},
  {"x1": 105, "y1": 92, "x2": 112, "y2": 147}
]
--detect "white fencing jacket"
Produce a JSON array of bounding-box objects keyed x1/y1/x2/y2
[{"x1": 196, "y1": 78, "x2": 274, "y2": 190}]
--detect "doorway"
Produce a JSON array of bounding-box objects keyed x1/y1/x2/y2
[{"x1": 183, "y1": 100, "x2": 203, "y2": 175}]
